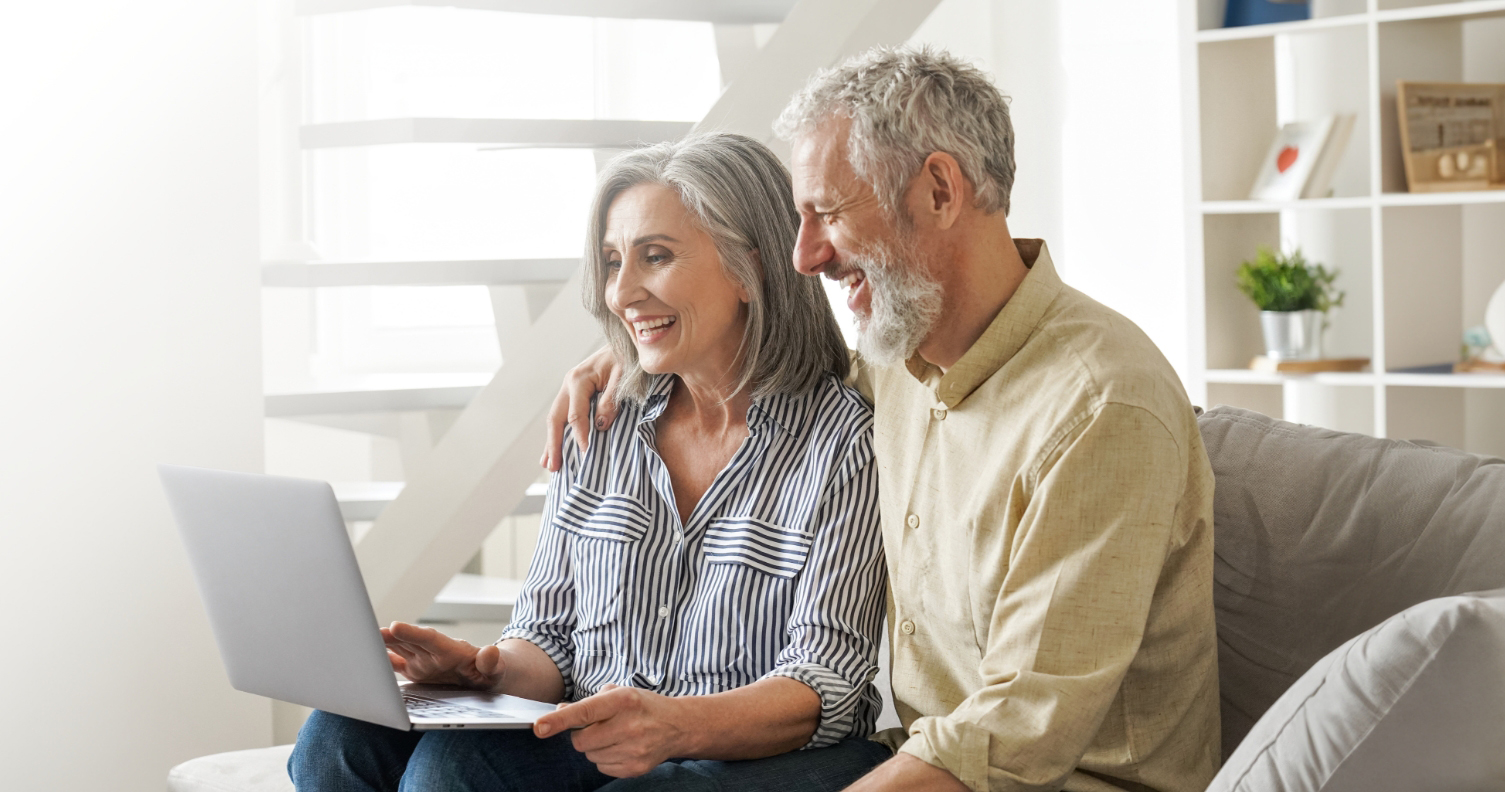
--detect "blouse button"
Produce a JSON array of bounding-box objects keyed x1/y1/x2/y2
[
  {"x1": 933, "y1": 408, "x2": 947, "y2": 421},
  {"x1": 900, "y1": 620, "x2": 916, "y2": 635},
  {"x1": 906, "y1": 513, "x2": 920, "y2": 529}
]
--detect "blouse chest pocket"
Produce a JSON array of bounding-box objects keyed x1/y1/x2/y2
[
  {"x1": 552, "y1": 486, "x2": 651, "y2": 632},
  {"x1": 703, "y1": 516, "x2": 813, "y2": 580},
  {"x1": 553, "y1": 486, "x2": 652, "y2": 543}
]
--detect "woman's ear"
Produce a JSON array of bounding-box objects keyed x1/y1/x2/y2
[{"x1": 738, "y1": 249, "x2": 760, "y2": 304}]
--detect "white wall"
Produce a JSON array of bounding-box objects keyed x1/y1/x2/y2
[
  {"x1": 911, "y1": 0, "x2": 1193, "y2": 380},
  {"x1": 0, "y1": 2, "x2": 269, "y2": 789}
]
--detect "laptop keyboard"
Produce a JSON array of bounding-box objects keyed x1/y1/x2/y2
[{"x1": 404, "y1": 693, "x2": 508, "y2": 720}]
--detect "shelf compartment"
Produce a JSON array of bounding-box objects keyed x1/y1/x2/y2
[
  {"x1": 1381, "y1": 202, "x2": 1505, "y2": 371},
  {"x1": 1202, "y1": 208, "x2": 1373, "y2": 370},
  {"x1": 1376, "y1": 11, "x2": 1505, "y2": 193},
  {"x1": 1197, "y1": 23, "x2": 1372, "y2": 201}
]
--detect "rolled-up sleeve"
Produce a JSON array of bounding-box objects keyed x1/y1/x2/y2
[
  {"x1": 898, "y1": 403, "x2": 1187, "y2": 791},
  {"x1": 763, "y1": 432, "x2": 887, "y2": 748},
  {"x1": 497, "y1": 432, "x2": 580, "y2": 697}
]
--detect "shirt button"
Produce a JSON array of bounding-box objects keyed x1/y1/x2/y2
[
  {"x1": 657, "y1": 606, "x2": 669, "y2": 618},
  {"x1": 906, "y1": 513, "x2": 919, "y2": 529},
  {"x1": 900, "y1": 620, "x2": 916, "y2": 635},
  {"x1": 933, "y1": 408, "x2": 947, "y2": 421}
]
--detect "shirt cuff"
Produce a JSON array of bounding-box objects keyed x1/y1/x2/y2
[
  {"x1": 762, "y1": 663, "x2": 870, "y2": 749},
  {"x1": 898, "y1": 715, "x2": 991, "y2": 792},
  {"x1": 496, "y1": 628, "x2": 575, "y2": 699}
]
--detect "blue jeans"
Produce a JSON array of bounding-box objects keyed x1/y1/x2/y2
[{"x1": 288, "y1": 710, "x2": 892, "y2": 792}]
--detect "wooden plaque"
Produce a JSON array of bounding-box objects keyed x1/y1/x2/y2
[{"x1": 1396, "y1": 81, "x2": 1505, "y2": 192}]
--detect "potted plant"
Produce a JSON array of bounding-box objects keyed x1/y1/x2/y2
[{"x1": 1236, "y1": 247, "x2": 1344, "y2": 361}]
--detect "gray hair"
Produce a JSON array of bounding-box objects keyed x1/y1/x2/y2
[
  {"x1": 773, "y1": 45, "x2": 1016, "y2": 217},
  {"x1": 582, "y1": 133, "x2": 850, "y2": 404}
]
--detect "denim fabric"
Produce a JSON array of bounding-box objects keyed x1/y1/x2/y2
[{"x1": 289, "y1": 710, "x2": 892, "y2": 792}]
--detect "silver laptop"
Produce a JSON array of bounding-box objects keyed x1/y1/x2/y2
[{"x1": 159, "y1": 464, "x2": 555, "y2": 731}]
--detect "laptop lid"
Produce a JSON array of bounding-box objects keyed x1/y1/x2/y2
[{"x1": 159, "y1": 464, "x2": 411, "y2": 731}]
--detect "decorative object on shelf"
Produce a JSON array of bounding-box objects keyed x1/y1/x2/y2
[
  {"x1": 1456, "y1": 282, "x2": 1505, "y2": 373},
  {"x1": 1236, "y1": 247, "x2": 1344, "y2": 361},
  {"x1": 1248, "y1": 114, "x2": 1355, "y2": 200},
  {"x1": 1250, "y1": 356, "x2": 1369, "y2": 373},
  {"x1": 1396, "y1": 81, "x2": 1505, "y2": 193},
  {"x1": 1222, "y1": 0, "x2": 1309, "y2": 28}
]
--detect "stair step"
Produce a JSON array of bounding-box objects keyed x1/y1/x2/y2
[
  {"x1": 334, "y1": 481, "x2": 547, "y2": 521},
  {"x1": 263, "y1": 258, "x2": 577, "y2": 288},
  {"x1": 298, "y1": 0, "x2": 797, "y2": 23},
  {"x1": 301, "y1": 118, "x2": 694, "y2": 150},
  {"x1": 266, "y1": 376, "x2": 490, "y2": 417},
  {"x1": 422, "y1": 573, "x2": 525, "y2": 623}
]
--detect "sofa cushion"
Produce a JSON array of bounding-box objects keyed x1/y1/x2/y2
[
  {"x1": 1198, "y1": 406, "x2": 1505, "y2": 759},
  {"x1": 167, "y1": 744, "x2": 293, "y2": 792},
  {"x1": 1207, "y1": 589, "x2": 1505, "y2": 792}
]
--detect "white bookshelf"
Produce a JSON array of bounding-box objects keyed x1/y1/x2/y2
[{"x1": 1183, "y1": 0, "x2": 1505, "y2": 455}]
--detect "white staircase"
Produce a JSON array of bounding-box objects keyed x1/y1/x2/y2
[{"x1": 266, "y1": 0, "x2": 943, "y2": 629}]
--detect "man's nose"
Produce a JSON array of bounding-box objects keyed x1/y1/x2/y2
[{"x1": 793, "y1": 219, "x2": 833, "y2": 277}]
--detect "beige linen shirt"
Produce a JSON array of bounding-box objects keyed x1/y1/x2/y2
[{"x1": 855, "y1": 240, "x2": 1220, "y2": 792}]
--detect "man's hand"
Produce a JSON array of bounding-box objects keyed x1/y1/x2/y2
[
  {"x1": 843, "y1": 752, "x2": 971, "y2": 792},
  {"x1": 532, "y1": 684, "x2": 688, "y2": 777},
  {"x1": 381, "y1": 621, "x2": 506, "y2": 691},
  {"x1": 542, "y1": 346, "x2": 622, "y2": 472}
]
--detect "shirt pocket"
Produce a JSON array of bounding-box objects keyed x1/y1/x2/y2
[
  {"x1": 703, "y1": 516, "x2": 814, "y2": 579},
  {"x1": 552, "y1": 485, "x2": 650, "y2": 633}
]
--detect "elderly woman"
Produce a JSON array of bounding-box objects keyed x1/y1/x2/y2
[{"x1": 288, "y1": 133, "x2": 890, "y2": 791}]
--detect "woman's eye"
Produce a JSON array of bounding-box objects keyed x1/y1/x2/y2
[
  {"x1": 645, "y1": 251, "x2": 670, "y2": 265},
  {"x1": 605, "y1": 258, "x2": 622, "y2": 270}
]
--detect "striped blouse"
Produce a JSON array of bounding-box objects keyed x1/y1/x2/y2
[{"x1": 500, "y1": 373, "x2": 886, "y2": 747}]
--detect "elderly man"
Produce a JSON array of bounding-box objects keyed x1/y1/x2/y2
[{"x1": 547, "y1": 47, "x2": 1219, "y2": 792}]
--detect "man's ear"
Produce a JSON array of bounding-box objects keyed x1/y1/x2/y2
[{"x1": 918, "y1": 151, "x2": 967, "y2": 230}]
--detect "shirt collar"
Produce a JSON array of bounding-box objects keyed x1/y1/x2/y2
[
  {"x1": 637, "y1": 374, "x2": 678, "y2": 424},
  {"x1": 907, "y1": 239, "x2": 1062, "y2": 409},
  {"x1": 636, "y1": 373, "x2": 810, "y2": 438}
]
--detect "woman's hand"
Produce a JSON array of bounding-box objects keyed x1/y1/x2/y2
[
  {"x1": 542, "y1": 346, "x2": 623, "y2": 472},
  {"x1": 532, "y1": 684, "x2": 689, "y2": 778},
  {"x1": 381, "y1": 621, "x2": 507, "y2": 691}
]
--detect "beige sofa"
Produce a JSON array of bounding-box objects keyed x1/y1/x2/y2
[{"x1": 169, "y1": 406, "x2": 1505, "y2": 791}]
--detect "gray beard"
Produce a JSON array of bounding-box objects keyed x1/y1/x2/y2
[{"x1": 851, "y1": 234, "x2": 944, "y2": 366}]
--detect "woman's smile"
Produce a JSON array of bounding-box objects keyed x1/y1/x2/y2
[{"x1": 628, "y1": 315, "x2": 678, "y2": 343}]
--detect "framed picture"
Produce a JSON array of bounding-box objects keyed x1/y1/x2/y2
[
  {"x1": 1397, "y1": 81, "x2": 1505, "y2": 193},
  {"x1": 1248, "y1": 115, "x2": 1354, "y2": 201}
]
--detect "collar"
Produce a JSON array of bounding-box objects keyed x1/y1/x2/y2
[
  {"x1": 636, "y1": 373, "x2": 809, "y2": 438},
  {"x1": 906, "y1": 239, "x2": 1062, "y2": 409}
]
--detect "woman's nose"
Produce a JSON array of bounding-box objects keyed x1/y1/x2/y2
[{"x1": 607, "y1": 260, "x2": 645, "y2": 311}]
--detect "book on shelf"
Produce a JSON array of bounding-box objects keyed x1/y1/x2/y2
[
  {"x1": 1248, "y1": 114, "x2": 1355, "y2": 201},
  {"x1": 1222, "y1": 0, "x2": 1309, "y2": 28}
]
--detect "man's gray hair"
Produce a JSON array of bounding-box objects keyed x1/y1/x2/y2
[
  {"x1": 582, "y1": 133, "x2": 850, "y2": 404},
  {"x1": 774, "y1": 45, "x2": 1015, "y2": 217}
]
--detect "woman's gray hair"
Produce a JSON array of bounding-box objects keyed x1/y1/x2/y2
[
  {"x1": 582, "y1": 132, "x2": 850, "y2": 404},
  {"x1": 773, "y1": 45, "x2": 1015, "y2": 218}
]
